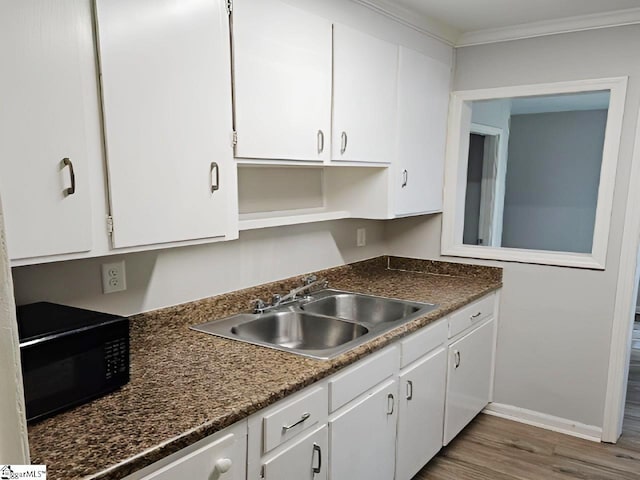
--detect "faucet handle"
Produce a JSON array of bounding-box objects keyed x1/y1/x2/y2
[
  {"x1": 271, "y1": 294, "x2": 282, "y2": 306},
  {"x1": 303, "y1": 274, "x2": 317, "y2": 286},
  {"x1": 252, "y1": 299, "x2": 266, "y2": 313}
]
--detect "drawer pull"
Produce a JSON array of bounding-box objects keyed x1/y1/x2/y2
[
  {"x1": 387, "y1": 393, "x2": 394, "y2": 415},
  {"x1": 454, "y1": 350, "x2": 461, "y2": 369},
  {"x1": 282, "y1": 412, "x2": 310, "y2": 431},
  {"x1": 406, "y1": 380, "x2": 413, "y2": 400},
  {"x1": 312, "y1": 443, "x2": 322, "y2": 475},
  {"x1": 401, "y1": 169, "x2": 408, "y2": 188},
  {"x1": 470, "y1": 312, "x2": 482, "y2": 320}
]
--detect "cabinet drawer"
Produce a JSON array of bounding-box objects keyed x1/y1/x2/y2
[
  {"x1": 449, "y1": 294, "x2": 495, "y2": 338},
  {"x1": 400, "y1": 319, "x2": 448, "y2": 368},
  {"x1": 262, "y1": 386, "x2": 326, "y2": 453},
  {"x1": 329, "y1": 345, "x2": 399, "y2": 412},
  {"x1": 124, "y1": 422, "x2": 246, "y2": 480}
]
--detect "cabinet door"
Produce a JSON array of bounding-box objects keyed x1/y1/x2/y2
[
  {"x1": 136, "y1": 430, "x2": 245, "y2": 480},
  {"x1": 95, "y1": 0, "x2": 234, "y2": 248},
  {"x1": 233, "y1": 0, "x2": 331, "y2": 161},
  {"x1": 394, "y1": 47, "x2": 450, "y2": 217},
  {"x1": 396, "y1": 348, "x2": 447, "y2": 480},
  {"x1": 332, "y1": 24, "x2": 398, "y2": 164},
  {"x1": 0, "y1": 0, "x2": 93, "y2": 260},
  {"x1": 444, "y1": 318, "x2": 495, "y2": 445},
  {"x1": 329, "y1": 379, "x2": 397, "y2": 480},
  {"x1": 262, "y1": 425, "x2": 327, "y2": 480}
]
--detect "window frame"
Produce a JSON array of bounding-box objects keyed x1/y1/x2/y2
[{"x1": 441, "y1": 77, "x2": 628, "y2": 269}]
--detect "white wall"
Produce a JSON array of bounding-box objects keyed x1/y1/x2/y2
[
  {"x1": 0, "y1": 195, "x2": 29, "y2": 463},
  {"x1": 463, "y1": 134, "x2": 484, "y2": 245},
  {"x1": 502, "y1": 109, "x2": 608, "y2": 253},
  {"x1": 12, "y1": 219, "x2": 386, "y2": 317},
  {"x1": 471, "y1": 98, "x2": 512, "y2": 128},
  {"x1": 386, "y1": 25, "x2": 640, "y2": 430}
]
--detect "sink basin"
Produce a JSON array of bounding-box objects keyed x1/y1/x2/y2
[
  {"x1": 191, "y1": 289, "x2": 438, "y2": 360},
  {"x1": 301, "y1": 292, "x2": 432, "y2": 325},
  {"x1": 230, "y1": 311, "x2": 368, "y2": 350},
  {"x1": 191, "y1": 310, "x2": 371, "y2": 359}
]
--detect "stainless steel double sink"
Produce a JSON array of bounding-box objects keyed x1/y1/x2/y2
[{"x1": 191, "y1": 289, "x2": 438, "y2": 360}]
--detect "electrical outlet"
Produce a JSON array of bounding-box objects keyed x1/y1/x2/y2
[
  {"x1": 356, "y1": 227, "x2": 367, "y2": 247},
  {"x1": 101, "y1": 260, "x2": 127, "y2": 294}
]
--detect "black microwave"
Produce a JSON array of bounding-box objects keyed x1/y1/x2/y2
[{"x1": 16, "y1": 302, "x2": 130, "y2": 422}]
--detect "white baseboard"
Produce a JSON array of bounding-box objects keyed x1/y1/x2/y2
[{"x1": 483, "y1": 403, "x2": 602, "y2": 442}]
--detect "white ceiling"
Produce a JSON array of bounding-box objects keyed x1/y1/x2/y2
[
  {"x1": 359, "y1": 0, "x2": 640, "y2": 45},
  {"x1": 391, "y1": 0, "x2": 640, "y2": 33}
]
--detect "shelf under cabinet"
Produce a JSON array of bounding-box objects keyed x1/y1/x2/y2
[{"x1": 238, "y1": 209, "x2": 350, "y2": 231}]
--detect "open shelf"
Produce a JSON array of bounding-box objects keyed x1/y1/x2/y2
[{"x1": 239, "y1": 208, "x2": 350, "y2": 231}]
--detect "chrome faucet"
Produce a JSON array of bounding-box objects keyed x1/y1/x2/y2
[
  {"x1": 252, "y1": 275, "x2": 328, "y2": 313},
  {"x1": 273, "y1": 275, "x2": 328, "y2": 306}
]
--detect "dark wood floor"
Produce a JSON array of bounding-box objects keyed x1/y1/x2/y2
[{"x1": 413, "y1": 321, "x2": 640, "y2": 479}]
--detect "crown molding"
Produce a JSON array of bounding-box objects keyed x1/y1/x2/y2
[
  {"x1": 354, "y1": 1, "x2": 640, "y2": 49},
  {"x1": 458, "y1": 7, "x2": 640, "y2": 47},
  {"x1": 350, "y1": 0, "x2": 460, "y2": 46}
]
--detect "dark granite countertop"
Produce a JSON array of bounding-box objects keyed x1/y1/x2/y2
[{"x1": 27, "y1": 256, "x2": 502, "y2": 480}]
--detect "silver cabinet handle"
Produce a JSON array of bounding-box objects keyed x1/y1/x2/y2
[
  {"x1": 406, "y1": 380, "x2": 413, "y2": 400},
  {"x1": 62, "y1": 158, "x2": 76, "y2": 196},
  {"x1": 282, "y1": 412, "x2": 310, "y2": 431},
  {"x1": 387, "y1": 393, "x2": 394, "y2": 415},
  {"x1": 210, "y1": 162, "x2": 220, "y2": 193},
  {"x1": 401, "y1": 169, "x2": 408, "y2": 188},
  {"x1": 470, "y1": 312, "x2": 482, "y2": 320},
  {"x1": 340, "y1": 131, "x2": 348, "y2": 155},
  {"x1": 454, "y1": 350, "x2": 461, "y2": 369},
  {"x1": 317, "y1": 130, "x2": 324, "y2": 154},
  {"x1": 312, "y1": 443, "x2": 322, "y2": 475}
]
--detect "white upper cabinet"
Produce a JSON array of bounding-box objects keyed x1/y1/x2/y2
[
  {"x1": 233, "y1": 0, "x2": 332, "y2": 162},
  {"x1": 95, "y1": 0, "x2": 235, "y2": 249},
  {"x1": 394, "y1": 46, "x2": 450, "y2": 217},
  {"x1": 0, "y1": 0, "x2": 93, "y2": 260},
  {"x1": 332, "y1": 24, "x2": 398, "y2": 164}
]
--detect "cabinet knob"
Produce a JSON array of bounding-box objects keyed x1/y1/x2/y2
[{"x1": 214, "y1": 458, "x2": 233, "y2": 473}]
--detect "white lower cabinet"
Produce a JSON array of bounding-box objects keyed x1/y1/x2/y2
[
  {"x1": 396, "y1": 347, "x2": 447, "y2": 480},
  {"x1": 443, "y1": 317, "x2": 496, "y2": 445},
  {"x1": 262, "y1": 425, "x2": 327, "y2": 480},
  {"x1": 329, "y1": 379, "x2": 398, "y2": 480}
]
